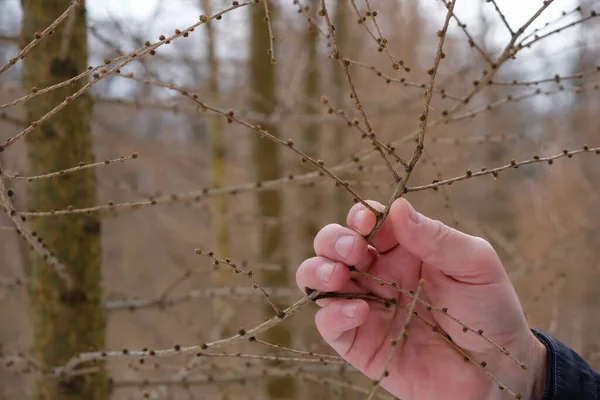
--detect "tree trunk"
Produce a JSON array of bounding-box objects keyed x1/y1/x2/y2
[
  {"x1": 571, "y1": 1, "x2": 595, "y2": 358},
  {"x1": 199, "y1": 0, "x2": 233, "y2": 343},
  {"x1": 477, "y1": 2, "x2": 516, "y2": 244},
  {"x1": 302, "y1": 0, "x2": 320, "y2": 259},
  {"x1": 21, "y1": 1, "x2": 107, "y2": 399},
  {"x1": 332, "y1": 0, "x2": 349, "y2": 224},
  {"x1": 301, "y1": 2, "x2": 325, "y2": 397},
  {"x1": 250, "y1": 1, "x2": 295, "y2": 398}
]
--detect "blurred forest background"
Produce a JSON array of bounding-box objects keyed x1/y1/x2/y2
[{"x1": 0, "y1": 0, "x2": 599, "y2": 399}]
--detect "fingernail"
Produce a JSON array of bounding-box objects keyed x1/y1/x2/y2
[
  {"x1": 343, "y1": 303, "x2": 358, "y2": 318},
  {"x1": 317, "y1": 262, "x2": 336, "y2": 284},
  {"x1": 315, "y1": 299, "x2": 328, "y2": 307},
  {"x1": 406, "y1": 201, "x2": 420, "y2": 224},
  {"x1": 335, "y1": 235, "x2": 356, "y2": 259}
]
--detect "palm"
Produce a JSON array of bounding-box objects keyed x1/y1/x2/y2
[{"x1": 336, "y1": 250, "x2": 526, "y2": 399}]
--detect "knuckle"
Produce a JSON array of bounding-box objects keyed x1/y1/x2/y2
[
  {"x1": 470, "y1": 237, "x2": 498, "y2": 264},
  {"x1": 347, "y1": 201, "x2": 383, "y2": 226},
  {"x1": 313, "y1": 223, "x2": 342, "y2": 249},
  {"x1": 474, "y1": 236, "x2": 494, "y2": 253}
]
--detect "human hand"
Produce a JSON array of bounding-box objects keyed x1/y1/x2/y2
[{"x1": 296, "y1": 198, "x2": 548, "y2": 399}]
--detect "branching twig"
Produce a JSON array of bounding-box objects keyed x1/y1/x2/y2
[
  {"x1": 408, "y1": 145, "x2": 600, "y2": 193},
  {"x1": 365, "y1": 0, "x2": 456, "y2": 242},
  {"x1": 320, "y1": 2, "x2": 402, "y2": 181},
  {"x1": 194, "y1": 250, "x2": 283, "y2": 317},
  {"x1": 0, "y1": 164, "x2": 73, "y2": 288},
  {"x1": 0, "y1": 1, "x2": 254, "y2": 149}
]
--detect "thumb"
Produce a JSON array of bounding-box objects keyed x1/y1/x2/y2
[{"x1": 389, "y1": 198, "x2": 507, "y2": 285}]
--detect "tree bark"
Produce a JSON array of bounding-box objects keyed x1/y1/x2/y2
[
  {"x1": 302, "y1": 3, "x2": 325, "y2": 397},
  {"x1": 332, "y1": 0, "x2": 349, "y2": 224},
  {"x1": 250, "y1": 1, "x2": 295, "y2": 398},
  {"x1": 21, "y1": 1, "x2": 107, "y2": 399},
  {"x1": 302, "y1": 0, "x2": 320, "y2": 259},
  {"x1": 198, "y1": 0, "x2": 233, "y2": 344}
]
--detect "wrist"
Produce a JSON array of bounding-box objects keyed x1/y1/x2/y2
[
  {"x1": 514, "y1": 331, "x2": 549, "y2": 400},
  {"x1": 526, "y1": 333, "x2": 549, "y2": 400},
  {"x1": 492, "y1": 331, "x2": 549, "y2": 400}
]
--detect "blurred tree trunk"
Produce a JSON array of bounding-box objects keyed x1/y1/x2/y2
[
  {"x1": 332, "y1": 0, "x2": 348, "y2": 224},
  {"x1": 571, "y1": 1, "x2": 596, "y2": 358},
  {"x1": 476, "y1": 3, "x2": 516, "y2": 244},
  {"x1": 301, "y1": 2, "x2": 325, "y2": 397},
  {"x1": 302, "y1": 0, "x2": 320, "y2": 258},
  {"x1": 199, "y1": 0, "x2": 233, "y2": 342},
  {"x1": 250, "y1": 2, "x2": 295, "y2": 398},
  {"x1": 21, "y1": 1, "x2": 107, "y2": 399}
]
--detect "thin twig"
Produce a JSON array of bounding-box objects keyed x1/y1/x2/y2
[
  {"x1": 407, "y1": 145, "x2": 600, "y2": 193},
  {"x1": 0, "y1": 0, "x2": 80, "y2": 75},
  {"x1": 488, "y1": 0, "x2": 514, "y2": 35},
  {"x1": 320, "y1": 1, "x2": 402, "y2": 181},
  {"x1": 1, "y1": 154, "x2": 139, "y2": 181},
  {"x1": 366, "y1": 279, "x2": 424, "y2": 400},
  {"x1": 106, "y1": 286, "x2": 299, "y2": 311},
  {"x1": 263, "y1": 0, "x2": 276, "y2": 64}
]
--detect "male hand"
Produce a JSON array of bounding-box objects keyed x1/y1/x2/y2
[{"x1": 296, "y1": 198, "x2": 548, "y2": 400}]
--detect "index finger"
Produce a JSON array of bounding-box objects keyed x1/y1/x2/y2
[{"x1": 347, "y1": 200, "x2": 399, "y2": 253}]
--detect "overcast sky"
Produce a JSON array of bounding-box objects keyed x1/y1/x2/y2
[
  {"x1": 0, "y1": 0, "x2": 583, "y2": 75},
  {"x1": 84, "y1": 0, "x2": 580, "y2": 41},
  {"x1": 83, "y1": 0, "x2": 583, "y2": 75},
  {"x1": 0, "y1": 0, "x2": 588, "y2": 103}
]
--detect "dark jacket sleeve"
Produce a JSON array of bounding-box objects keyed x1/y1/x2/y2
[{"x1": 532, "y1": 329, "x2": 600, "y2": 400}]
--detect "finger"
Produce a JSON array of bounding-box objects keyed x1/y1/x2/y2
[
  {"x1": 347, "y1": 201, "x2": 399, "y2": 253},
  {"x1": 389, "y1": 198, "x2": 506, "y2": 284},
  {"x1": 315, "y1": 299, "x2": 369, "y2": 354},
  {"x1": 296, "y1": 257, "x2": 349, "y2": 293},
  {"x1": 297, "y1": 251, "x2": 376, "y2": 294},
  {"x1": 314, "y1": 224, "x2": 370, "y2": 267}
]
